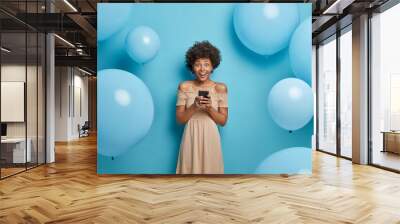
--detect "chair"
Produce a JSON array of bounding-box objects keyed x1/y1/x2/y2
[{"x1": 78, "y1": 121, "x2": 90, "y2": 138}]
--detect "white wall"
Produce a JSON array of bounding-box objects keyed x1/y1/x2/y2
[
  {"x1": 1, "y1": 66, "x2": 26, "y2": 138},
  {"x1": 1, "y1": 65, "x2": 38, "y2": 138},
  {"x1": 55, "y1": 67, "x2": 89, "y2": 141},
  {"x1": 55, "y1": 66, "x2": 70, "y2": 141},
  {"x1": 73, "y1": 73, "x2": 89, "y2": 138}
]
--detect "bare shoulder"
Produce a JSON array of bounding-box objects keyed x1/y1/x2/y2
[
  {"x1": 215, "y1": 82, "x2": 228, "y2": 93},
  {"x1": 178, "y1": 81, "x2": 193, "y2": 91}
]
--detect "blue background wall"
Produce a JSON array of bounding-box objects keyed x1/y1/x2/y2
[{"x1": 98, "y1": 3, "x2": 313, "y2": 174}]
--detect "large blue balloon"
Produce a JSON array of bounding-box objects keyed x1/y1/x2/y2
[
  {"x1": 268, "y1": 78, "x2": 313, "y2": 131},
  {"x1": 98, "y1": 4, "x2": 132, "y2": 42},
  {"x1": 125, "y1": 26, "x2": 160, "y2": 64},
  {"x1": 289, "y1": 17, "x2": 312, "y2": 84},
  {"x1": 98, "y1": 69, "x2": 154, "y2": 157},
  {"x1": 233, "y1": 4, "x2": 299, "y2": 55},
  {"x1": 255, "y1": 147, "x2": 312, "y2": 174}
]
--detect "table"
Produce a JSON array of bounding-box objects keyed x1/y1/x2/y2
[
  {"x1": 381, "y1": 131, "x2": 400, "y2": 154},
  {"x1": 1, "y1": 138, "x2": 31, "y2": 163}
]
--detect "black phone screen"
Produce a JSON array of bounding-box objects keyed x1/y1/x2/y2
[{"x1": 198, "y1": 90, "x2": 209, "y2": 98}]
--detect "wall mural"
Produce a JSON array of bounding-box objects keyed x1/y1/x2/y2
[{"x1": 98, "y1": 3, "x2": 313, "y2": 174}]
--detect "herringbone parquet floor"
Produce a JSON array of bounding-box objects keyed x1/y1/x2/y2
[{"x1": 1, "y1": 134, "x2": 400, "y2": 224}]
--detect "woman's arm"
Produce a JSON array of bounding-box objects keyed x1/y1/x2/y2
[
  {"x1": 204, "y1": 83, "x2": 228, "y2": 126},
  {"x1": 206, "y1": 107, "x2": 228, "y2": 126},
  {"x1": 176, "y1": 83, "x2": 202, "y2": 124},
  {"x1": 176, "y1": 104, "x2": 199, "y2": 124}
]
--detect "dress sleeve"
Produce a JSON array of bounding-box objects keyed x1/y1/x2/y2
[
  {"x1": 218, "y1": 92, "x2": 228, "y2": 108},
  {"x1": 176, "y1": 89, "x2": 187, "y2": 106}
]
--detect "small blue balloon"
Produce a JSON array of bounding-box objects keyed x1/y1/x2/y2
[
  {"x1": 255, "y1": 147, "x2": 312, "y2": 174},
  {"x1": 233, "y1": 4, "x2": 299, "y2": 55},
  {"x1": 289, "y1": 17, "x2": 312, "y2": 84},
  {"x1": 98, "y1": 69, "x2": 154, "y2": 157},
  {"x1": 268, "y1": 78, "x2": 313, "y2": 131},
  {"x1": 98, "y1": 4, "x2": 132, "y2": 42},
  {"x1": 125, "y1": 26, "x2": 160, "y2": 64}
]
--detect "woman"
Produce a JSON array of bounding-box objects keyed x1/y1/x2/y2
[{"x1": 176, "y1": 41, "x2": 228, "y2": 174}]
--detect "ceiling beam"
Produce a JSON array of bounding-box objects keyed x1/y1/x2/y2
[
  {"x1": 67, "y1": 13, "x2": 97, "y2": 46},
  {"x1": 55, "y1": 55, "x2": 96, "y2": 71},
  {"x1": 323, "y1": 0, "x2": 356, "y2": 14}
]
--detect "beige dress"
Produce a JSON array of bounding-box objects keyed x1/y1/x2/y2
[{"x1": 176, "y1": 83, "x2": 228, "y2": 174}]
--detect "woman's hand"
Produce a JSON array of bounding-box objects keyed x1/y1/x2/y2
[
  {"x1": 194, "y1": 96, "x2": 204, "y2": 110},
  {"x1": 201, "y1": 97, "x2": 212, "y2": 112}
]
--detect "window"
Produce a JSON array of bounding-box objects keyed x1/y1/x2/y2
[
  {"x1": 0, "y1": 1, "x2": 47, "y2": 179},
  {"x1": 317, "y1": 36, "x2": 337, "y2": 155},
  {"x1": 339, "y1": 28, "x2": 352, "y2": 158},
  {"x1": 371, "y1": 3, "x2": 400, "y2": 171}
]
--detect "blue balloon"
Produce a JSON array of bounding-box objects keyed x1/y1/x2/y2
[
  {"x1": 233, "y1": 4, "x2": 299, "y2": 55},
  {"x1": 98, "y1": 69, "x2": 154, "y2": 157},
  {"x1": 297, "y1": 4, "x2": 312, "y2": 22},
  {"x1": 289, "y1": 17, "x2": 312, "y2": 84},
  {"x1": 98, "y1": 4, "x2": 132, "y2": 42},
  {"x1": 268, "y1": 78, "x2": 313, "y2": 131},
  {"x1": 255, "y1": 147, "x2": 312, "y2": 174},
  {"x1": 125, "y1": 26, "x2": 160, "y2": 64}
]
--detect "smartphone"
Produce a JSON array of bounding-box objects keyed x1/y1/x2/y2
[{"x1": 198, "y1": 90, "x2": 209, "y2": 98}]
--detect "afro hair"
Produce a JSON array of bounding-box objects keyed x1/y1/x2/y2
[{"x1": 185, "y1": 41, "x2": 221, "y2": 72}]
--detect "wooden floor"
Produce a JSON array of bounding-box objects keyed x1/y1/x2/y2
[
  {"x1": 1, "y1": 163, "x2": 45, "y2": 178},
  {"x1": 1, "y1": 135, "x2": 400, "y2": 223},
  {"x1": 1, "y1": 167, "x2": 26, "y2": 178},
  {"x1": 373, "y1": 150, "x2": 400, "y2": 171}
]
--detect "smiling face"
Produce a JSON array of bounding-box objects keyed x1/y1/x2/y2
[{"x1": 192, "y1": 58, "x2": 213, "y2": 82}]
